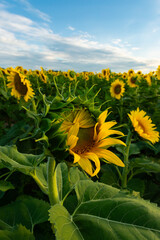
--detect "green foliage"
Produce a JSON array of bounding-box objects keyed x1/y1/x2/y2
[
  {"x1": 0, "y1": 196, "x2": 49, "y2": 232},
  {"x1": 0, "y1": 145, "x2": 45, "y2": 174},
  {"x1": 0, "y1": 225, "x2": 35, "y2": 240},
  {"x1": 49, "y1": 179, "x2": 160, "y2": 240}
]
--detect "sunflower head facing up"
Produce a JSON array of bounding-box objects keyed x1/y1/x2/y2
[
  {"x1": 110, "y1": 79, "x2": 125, "y2": 100},
  {"x1": 128, "y1": 108, "x2": 159, "y2": 144},
  {"x1": 7, "y1": 70, "x2": 34, "y2": 102},
  {"x1": 62, "y1": 108, "x2": 125, "y2": 177}
]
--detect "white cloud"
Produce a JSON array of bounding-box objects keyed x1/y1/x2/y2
[
  {"x1": 0, "y1": 7, "x2": 158, "y2": 73},
  {"x1": 68, "y1": 26, "x2": 75, "y2": 31},
  {"x1": 112, "y1": 39, "x2": 122, "y2": 45}
]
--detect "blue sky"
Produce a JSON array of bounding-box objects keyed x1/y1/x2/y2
[{"x1": 0, "y1": 0, "x2": 160, "y2": 72}]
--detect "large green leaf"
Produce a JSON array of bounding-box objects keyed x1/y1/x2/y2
[
  {"x1": 0, "y1": 196, "x2": 50, "y2": 232},
  {"x1": 0, "y1": 145, "x2": 45, "y2": 174},
  {"x1": 0, "y1": 224, "x2": 35, "y2": 240},
  {"x1": 49, "y1": 181, "x2": 160, "y2": 240}
]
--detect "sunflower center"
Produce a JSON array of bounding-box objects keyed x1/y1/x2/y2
[
  {"x1": 103, "y1": 70, "x2": 106, "y2": 76},
  {"x1": 72, "y1": 127, "x2": 95, "y2": 154},
  {"x1": 14, "y1": 73, "x2": 28, "y2": 95},
  {"x1": 131, "y1": 77, "x2": 136, "y2": 84},
  {"x1": 114, "y1": 84, "x2": 121, "y2": 94}
]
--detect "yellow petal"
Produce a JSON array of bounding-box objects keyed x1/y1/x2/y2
[
  {"x1": 93, "y1": 122, "x2": 98, "y2": 140},
  {"x1": 98, "y1": 110, "x2": 108, "y2": 125},
  {"x1": 97, "y1": 138, "x2": 126, "y2": 148},
  {"x1": 67, "y1": 135, "x2": 79, "y2": 149},
  {"x1": 70, "y1": 150, "x2": 80, "y2": 163},
  {"x1": 83, "y1": 152, "x2": 100, "y2": 176},
  {"x1": 78, "y1": 157, "x2": 93, "y2": 176},
  {"x1": 94, "y1": 148, "x2": 124, "y2": 167},
  {"x1": 97, "y1": 129, "x2": 124, "y2": 142},
  {"x1": 68, "y1": 122, "x2": 79, "y2": 138}
]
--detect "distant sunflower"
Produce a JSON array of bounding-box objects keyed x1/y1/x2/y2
[
  {"x1": 128, "y1": 108, "x2": 159, "y2": 144},
  {"x1": 102, "y1": 68, "x2": 110, "y2": 80},
  {"x1": 66, "y1": 109, "x2": 125, "y2": 176},
  {"x1": 34, "y1": 70, "x2": 40, "y2": 76},
  {"x1": 144, "y1": 74, "x2": 151, "y2": 86},
  {"x1": 127, "y1": 75, "x2": 138, "y2": 88},
  {"x1": 40, "y1": 72, "x2": 47, "y2": 83},
  {"x1": 68, "y1": 70, "x2": 76, "y2": 81},
  {"x1": 7, "y1": 70, "x2": 34, "y2": 102},
  {"x1": 110, "y1": 79, "x2": 125, "y2": 100},
  {"x1": 128, "y1": 69, "x2": 135, "y2": 77},
  {"x1": 156, "y1": 65, "x2": 160, "y2": 80},
  {"x1": 63, "y1": 72, "x2": 68, "y2": 78}
]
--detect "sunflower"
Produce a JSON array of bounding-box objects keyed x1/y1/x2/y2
[
  {"x1": 128, "y1": 108, "x2": 159, "y2": 144},
  {"x1": 68, "y1": 70, "x2": 76, "y2": 81},
  {"x1": 66, "y1": 110, "x2": 125, "y2": 176},
  {"x1": 102, "y1": 68, "x2": 110, "y2": 80},
  {"x1": 7, "y1": 70, "x2": 34, "y2": 102},
  {"x1": 143, "y1": 74, "x2": 151, "y2": 86},
  {"x1": 127, "y1": 69, "x2": 135, "y2": 77},
  {"x1": 40, "y1": 72, "x2": 47, "y2": 83},
  {"x1": 110, "y1": 79, "x2": 125, "y2": 100},
  {"x1": 156, "y1": 65, "x2": 160, "y2": 80},
  {"x1": 63, "y1": 72, "x2": 68, "y2": 78},
  {"x1": 127, "y1": 75, "x2": 138, "y2": 88}
]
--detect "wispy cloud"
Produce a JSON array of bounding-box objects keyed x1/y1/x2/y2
[
  {"x1": 14, "y1": 0, "x2": 51, "y2": 22},
  {"x1": 68, "y1": 26, "x2": 75, "y2": 31},
  {"x1": 0, "y1": 6, "x2": 158, "y2": 73}
]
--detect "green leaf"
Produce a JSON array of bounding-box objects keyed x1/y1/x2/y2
[
  {"x1": 69, "y1": 167, "x2": 88, "y2": 186},
  {"x1": 0, "y1": 196, "x2": 50, "y2": 232},
  {"x1": 0, "y1": 180, "x2": 14, "y2": 192},
  {"x1": 0, "y1": 145, "x2": 45, "y2": 174},
  {"x1": 128, "y1": 178, "x2": 145, "y2": 196},
  {"x1": 130, "y1": 156, "x2": 160, "y2": 173},
  {"x1": 116, "y1": 143, "x2": 140, "y2": 156},
  {"x1": 49, "y1": 181, "x2": 160, "y2": 240},
  {"x1": 0, "y1": 121, "x2": 31, "y2": 146},
  {"x1": 53, "y1": 162, "x2": 71, "y2": 202},
  {"x1": 0, "y1": 224, "x2": 35, "y2": 240},
  {"x1": 100, "y1": 165, "x2": 119, "y2": 187},
  {"x1": 49, "y1": 204, "x2": 83, "y2": 240}
]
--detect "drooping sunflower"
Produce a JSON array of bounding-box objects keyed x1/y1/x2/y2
[
  {"x1": 110, "y1": 79, "x2": 125, "y2": 100},
  {"x1": 65, "y1": 109, "x2": 125, "y2": 176},
  {"x1": 128, "y1": 108, "x2": 159, "y2": 144},
  {"x1": 7, "y1": 70, "x2": 34, "y2": 102}
]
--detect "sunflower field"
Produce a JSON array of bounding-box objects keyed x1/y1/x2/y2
[{"x1": 0, "y1": 66, "x2": 160, "y2": 239}]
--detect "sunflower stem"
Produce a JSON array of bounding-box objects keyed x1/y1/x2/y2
[
  {"x1": 47, "y1": 156, "x2": 59, "y2": 205},
  {"x1": 121, "y1": 129, "x2": 132, "y2": 189}
]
